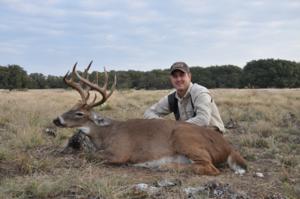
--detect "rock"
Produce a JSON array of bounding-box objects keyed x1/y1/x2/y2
[
  {"x1": 255, "y1": 172, "x2": 264, "y2": 178},
  {"x1": 156, "y1": 179, "x2": 181, "y2": 187},
  {"x1": 43, "y1": 127, "x2": 57, "y2": 137},
  {"x1": 183, "y1": 186, "x2": 207, "y2": 198},
  {"x1": 184, "y1": 181, "x2": 250, "y2": 199},
  {"x1": 132, "y1": 183, "x2": 160, "y2": 195}
]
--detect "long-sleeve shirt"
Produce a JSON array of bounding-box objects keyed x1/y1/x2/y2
[{"x1": 143, "y1": 83, "x2": 225, "y2": 133}]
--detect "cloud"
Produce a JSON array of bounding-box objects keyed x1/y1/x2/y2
[{"x1": 0, "y1": 0, "x2": 299, "y2": 75}]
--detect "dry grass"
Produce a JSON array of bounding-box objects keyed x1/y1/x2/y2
[{"x1": 0, "y1": 89, "x2": 299, "y2": 198}]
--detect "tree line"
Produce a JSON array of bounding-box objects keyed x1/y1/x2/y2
[{"x1": 0, "y1": 59, "x2": 299, "y2": 90}]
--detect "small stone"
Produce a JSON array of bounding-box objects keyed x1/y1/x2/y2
[
  {"x1": 132, "y1": 183, "x2": 160, "y2": 195},
  {"x1": 156, "y1": 179, "x2": 181, "y2": 187},
  {"x1": 44, "y1": 127, "x2": 57, "y2": 137},
  {"x1": 183, "y1": 186, "x2": 206, "y2": 196},
  {"x1": 255, "y1": 172, "x2": 264, "y2": 178}
]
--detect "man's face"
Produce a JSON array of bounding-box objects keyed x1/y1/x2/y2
[{"x1": 170, "y1": 70, "x2": 191, "y2": 92}]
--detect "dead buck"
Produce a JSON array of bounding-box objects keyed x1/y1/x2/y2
[{"x1": 53, "y1": 62, "x2": 247, "y2": 176}]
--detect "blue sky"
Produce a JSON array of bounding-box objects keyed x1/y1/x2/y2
[{"x1": 0, "y1": 0, "x2": 299, "y2": 75}]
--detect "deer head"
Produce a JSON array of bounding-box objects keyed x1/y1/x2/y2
[{"x1": 53, "y1": 62, "x2": 116, "y2": 130}]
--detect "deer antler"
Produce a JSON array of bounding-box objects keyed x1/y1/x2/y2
[
  {"x1": 74, "y1": 67, "x2": 117, "y2": 109},
  {"x1": 80, "y1": 61, "x2": 92, "y2": 89},
  {"x1": 64, "y1": 62, "x2": 89, "y2": 104},
  {"x1": 64, "y1": 61, "x2": 116, "y2": 108}
]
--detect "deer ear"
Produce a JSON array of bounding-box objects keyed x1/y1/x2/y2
[
  {"x1": 96, "y1": 118, "x2": 111, "y2": 126},
  {"x1": 92, "y1": 113, "x2": 111, "y2": 126}
]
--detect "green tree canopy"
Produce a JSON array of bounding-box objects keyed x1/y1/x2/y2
[{"x1": 0, "y1": 59, "x2": 299, "y2": 89}]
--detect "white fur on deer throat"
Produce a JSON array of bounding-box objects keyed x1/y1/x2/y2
[
  {"x1": 58, "y1": 116, "x2": 66, "y2": 125},
  {"x1": 134, "y1": 155, "x2": 193, "y2": 168},
  {"x1": 79, "y1": 127, "x2": 91, "y2": 135}
]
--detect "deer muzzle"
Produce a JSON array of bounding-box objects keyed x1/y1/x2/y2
[{"x1": 53, "y1": 116, "x2": 66, "y2": 127}]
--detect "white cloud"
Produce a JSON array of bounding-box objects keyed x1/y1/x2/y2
[{"x1": 0, "y1": 0, "x2": 299, "y2": 74}]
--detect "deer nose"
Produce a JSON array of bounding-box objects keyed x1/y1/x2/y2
[{"x1": 53, "y1": 118, "x2": 62, "y2": 127}]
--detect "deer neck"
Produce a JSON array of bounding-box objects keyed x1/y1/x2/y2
[
  {"x1": 78, "y1": 118, "x2": 117, "y2": 149},
  {"x1": 78, "y1": 112, "x2": 117, "y2": 138}
]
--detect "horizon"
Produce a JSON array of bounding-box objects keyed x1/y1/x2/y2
[
  {"x1": 2, "y1": 57, "x2": 299, "y2": 76},
  {"x1": 1, "y1": 0, "x2": 300, "y2": 76}
]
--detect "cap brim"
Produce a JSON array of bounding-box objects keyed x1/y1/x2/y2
[{"x1": 170, "y1": 68, "x2": 188, "y2": 75}]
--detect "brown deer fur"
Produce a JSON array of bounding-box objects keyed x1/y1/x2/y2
[{"x1": 54, "y1": 111, "x2": 247, "y2": 175}]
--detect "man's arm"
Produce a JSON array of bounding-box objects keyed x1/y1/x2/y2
[
  {"x1": 186, "y1": 92, "x2": 212, "y2": 126},
  {"x1": 143, "y1": 95, "x2": 171, "y2": 119}
]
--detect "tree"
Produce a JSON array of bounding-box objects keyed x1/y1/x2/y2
[
  {"x1": 0, "y1": 66, "x2": 9, "y2": 88},
  {"x1": 242, "y1": 59, "x2": 300, "y2": 88},
  {"x1": 47, "y1": 75, "x2": 65, "y2": 88},
  {"x1": 29, "y1": 73, "x2": 47, "y2": 89},
  {"x1": 7, "y1": 65, "x2": 28, "y2": 89}
]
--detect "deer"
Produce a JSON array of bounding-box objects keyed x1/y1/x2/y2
[{"x1": 53, "y1": 62, "x2": 247, "y2": 176}]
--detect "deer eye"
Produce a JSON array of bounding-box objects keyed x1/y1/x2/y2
[{"x1": 75, "y1": 112, "x2": 85, "y2": 117}]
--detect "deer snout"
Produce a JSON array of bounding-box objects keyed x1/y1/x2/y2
[{"x1": 53, "y1": 116, "x2": 66, "y2": 127}]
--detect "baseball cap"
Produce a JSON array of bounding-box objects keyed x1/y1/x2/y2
[{"x1": 170, "y1": 62, "x2": 190, "y2": 74}]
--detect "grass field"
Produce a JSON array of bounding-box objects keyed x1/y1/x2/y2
[{"x1": 0, "y1": 89, "x2": 299, "y2": 198}]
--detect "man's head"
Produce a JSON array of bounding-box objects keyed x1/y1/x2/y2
[{"x1": 170, "y1": 62, "x2": 191, "y2": 95}]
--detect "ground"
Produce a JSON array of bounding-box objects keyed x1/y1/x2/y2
[{"x1": 0, "y1": 89, "x2": 299, "y2": 199}]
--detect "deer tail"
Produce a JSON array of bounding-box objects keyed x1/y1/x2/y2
[{"x1": 227, "y1": 150, "x2": 247, "y2": 174}]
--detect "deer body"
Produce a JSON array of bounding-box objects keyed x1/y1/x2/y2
[{"x1": 53, "y1": 62, "x2": 247, "y2": 176}]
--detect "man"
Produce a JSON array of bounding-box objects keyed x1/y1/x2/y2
[{"x1": 144, "y1": 61, "x2": 225, "y2": 134}]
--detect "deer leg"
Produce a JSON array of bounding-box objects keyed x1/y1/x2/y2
[
  {"x1": 174, "y1": 142, "x2": 220, "y2": 175},
  {"x1": 184, "y1": 149, "x2": 220, "y2": 175},
  {"x1": 191, "y1": 159, "x2": 220, "y2": 176},
  {"x1": 171, "y1": 130, "x2": 221, "y2": 176}
]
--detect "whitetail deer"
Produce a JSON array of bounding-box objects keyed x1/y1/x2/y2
[{"x1": 53, "y1": 62, "x2": 247, "y2": 176}]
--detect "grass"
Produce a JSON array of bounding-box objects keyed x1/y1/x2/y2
[{"x1": 0, "y1": 88, "x2": 299, "y2": 198}]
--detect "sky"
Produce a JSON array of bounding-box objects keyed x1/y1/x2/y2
[{"x1": 0, "y1": 0, "x2": 300, "y2": 75}]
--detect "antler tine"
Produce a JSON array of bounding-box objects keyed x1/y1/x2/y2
[
  {"x1": 63, "y1": 71, "x2": 70, "y2": 83},
  {"x1": 83, "y1": 60, "x2": 93, "y2": 79},
  {"x1": 105, "y1": 74, "x2": 117, "y2": 99},
  {"x1": 71, "y1": 62, "x2": 78, "y2": 81},
  {"x1": 74, "y1": 68, "x2": 116, "y2": 109},
  {"x1": 80, "y1": 60, "x2": 93, "y2": 93},
  {"x1": 90, "y1": 73, "x2": 117, "y2": 108},
  {"x1": 63, "y1": 62, "x2": 88, "y2": 104},
  {"x1": 85, "y1": 91, "x2": 90, "y2": 102}
]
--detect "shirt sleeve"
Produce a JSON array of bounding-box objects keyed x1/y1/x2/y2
[
  {"x1": 186, "y1": 92, "x2": 212, "y2": 126},
  {"x1": 143, "y1": 95, "x2": 171, "y2": 119}
]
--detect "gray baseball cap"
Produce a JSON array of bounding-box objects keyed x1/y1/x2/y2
[{"x1": 170, "y1": 62, "x2": 190, "y2": 74}]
